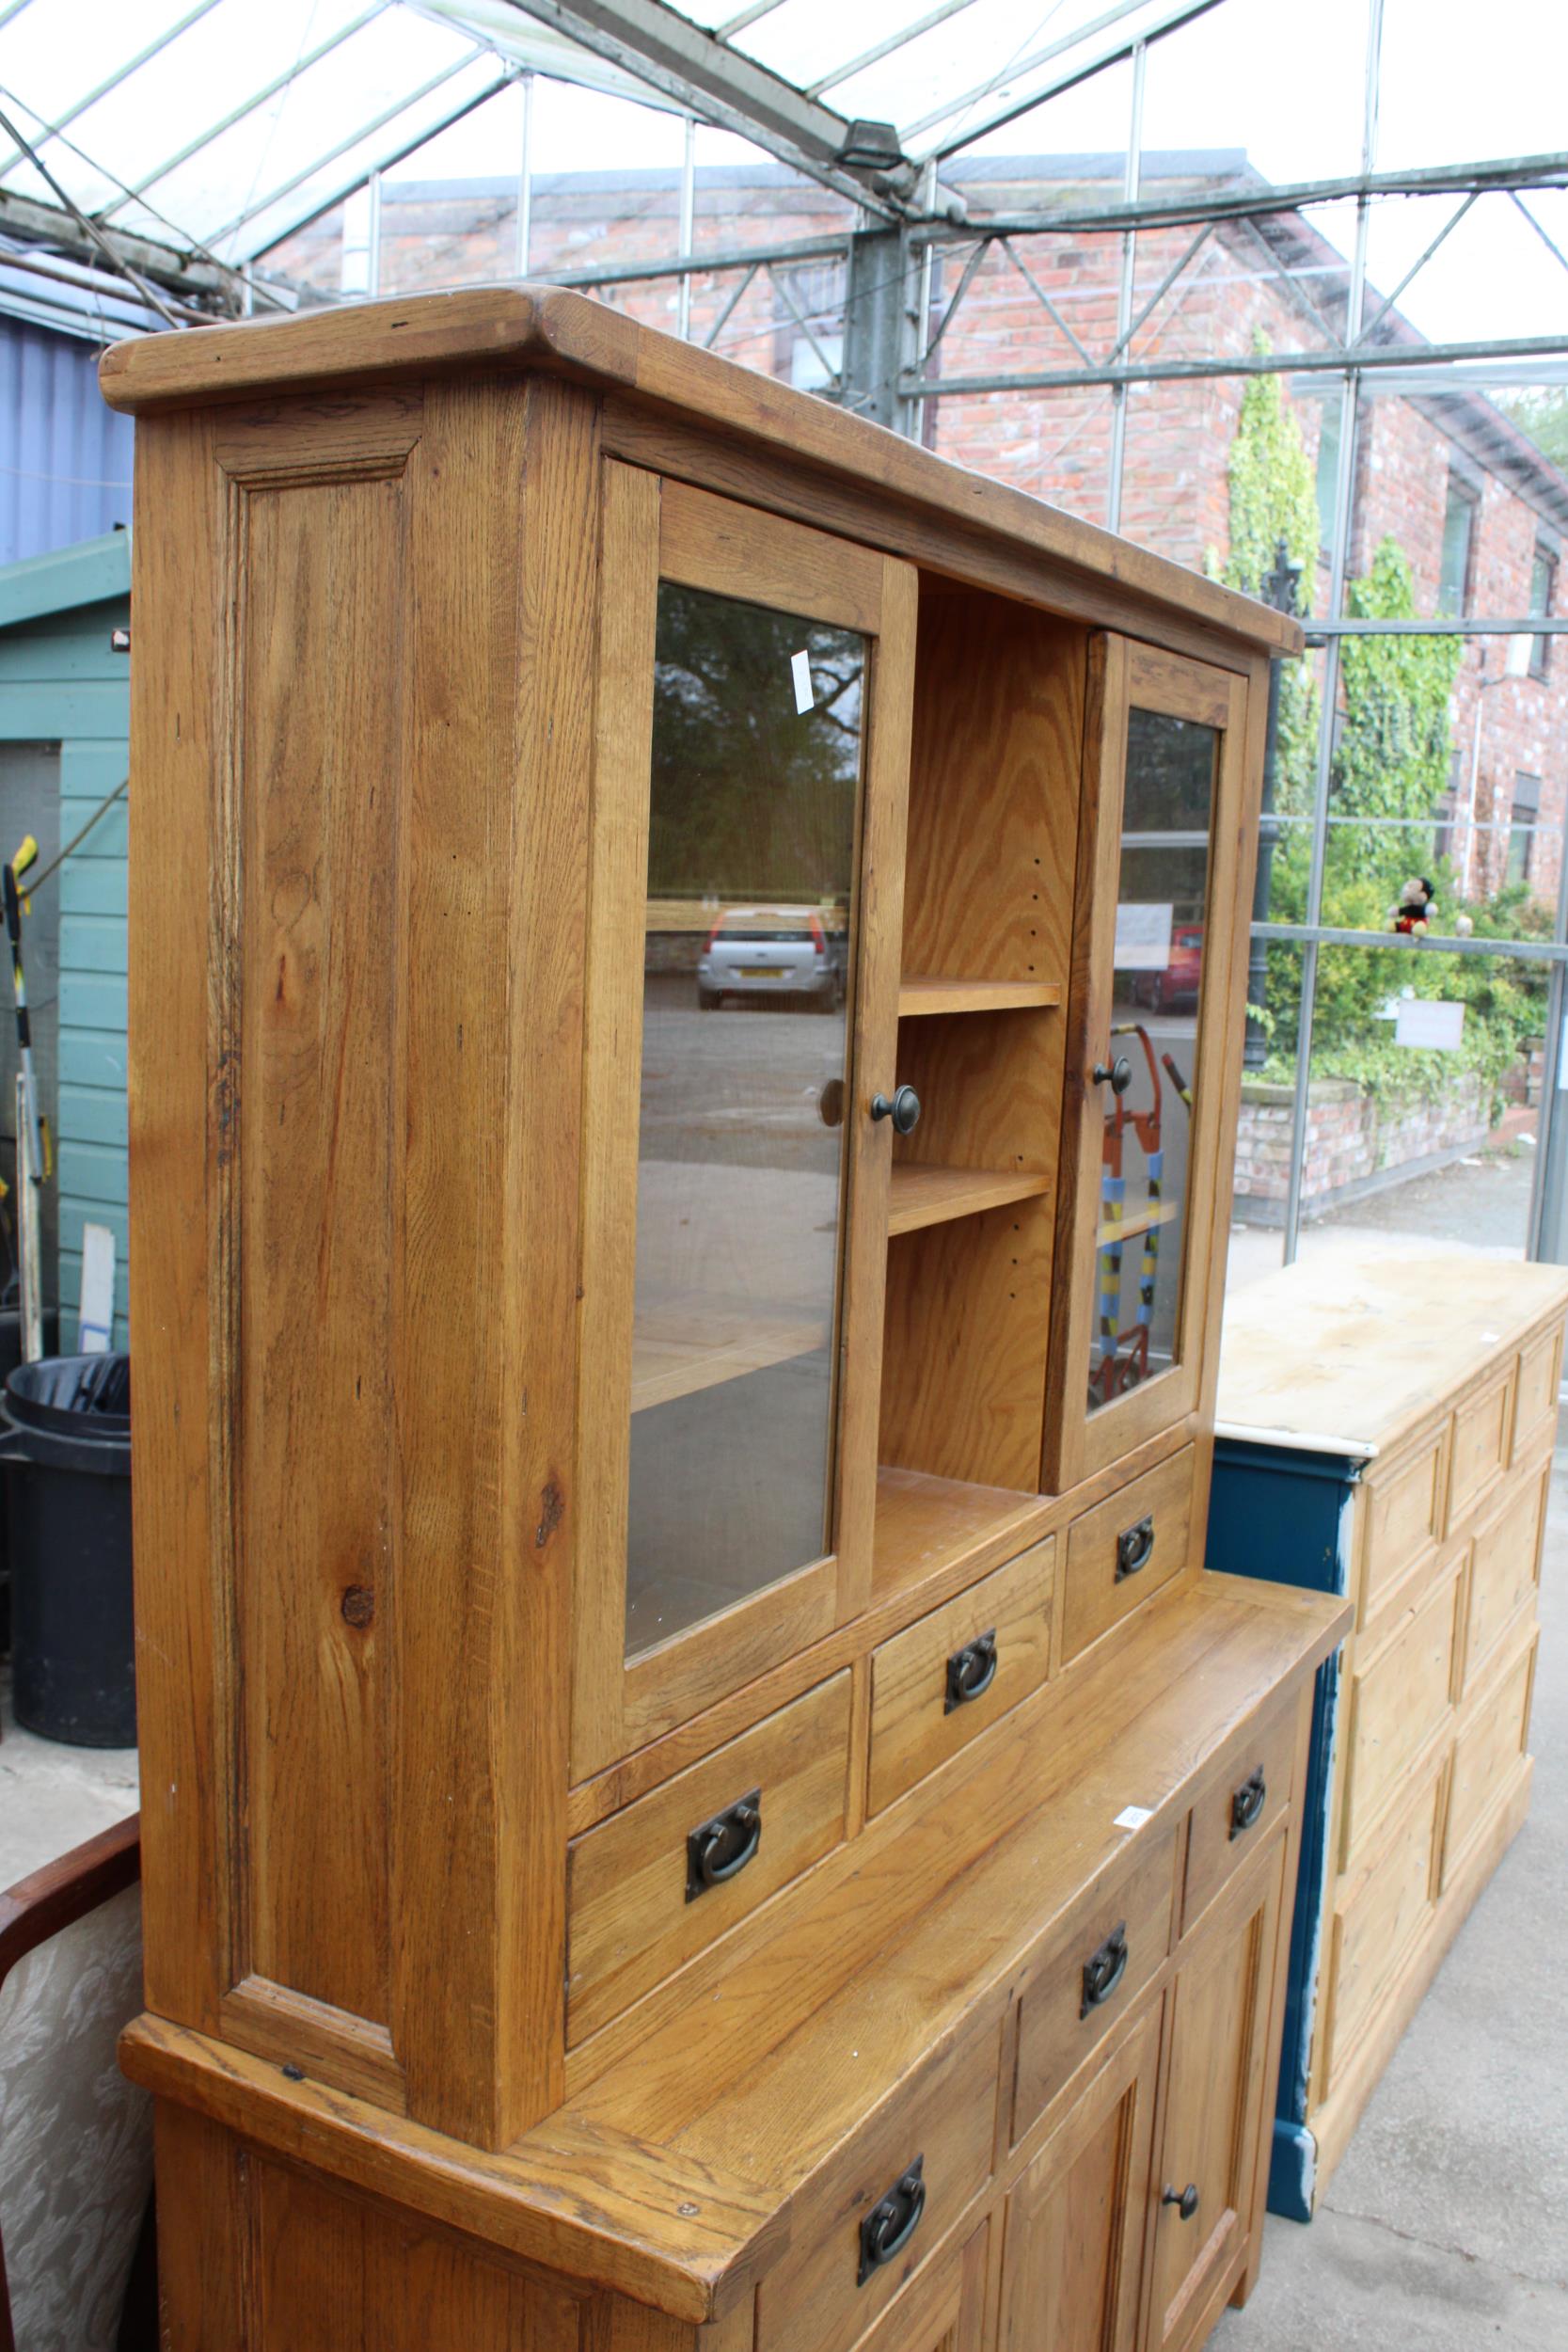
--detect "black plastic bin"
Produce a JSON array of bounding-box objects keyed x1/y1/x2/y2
[{"x1": 1, "y1": 1353, "x2": 134, "y2": 1746}]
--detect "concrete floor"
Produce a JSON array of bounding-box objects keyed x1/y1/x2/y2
[
  {"x1": 0, "y1": 1669, "x2": 138, "y2": 1887},
  {"x1": 1214, "y1": 1447, "x2": 1568, "y2": 2352}
]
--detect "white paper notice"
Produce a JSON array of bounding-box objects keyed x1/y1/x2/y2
[
  {"x1": 1113, "y1": 902, "x2": 1173, "y2": 971},
  {"x1": 790, "y1": 648, "x2": 814, "y2": 714},
  {"x1": 1394, "y1": 998, "x2": 1465, "y2": 1051},
  {"x1": 1114, "y1": 1804, "x2": 1154, "y2": 1832}
]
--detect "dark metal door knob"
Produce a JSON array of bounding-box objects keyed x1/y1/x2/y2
[
  {"x1": 871, "y1": 1085, "x2": 922, "y2": 1135},
  {"x1": 1092, "y1": 1056, "x2": 1132, "y2": 1096},
  {"x1": 1163, "y1": 2183, "x2": 1200, "y2": 2221}
]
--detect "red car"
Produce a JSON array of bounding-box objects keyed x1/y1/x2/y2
[{"x1": 1134, "y1": 922, "x2": 1204, "y2": 1013}]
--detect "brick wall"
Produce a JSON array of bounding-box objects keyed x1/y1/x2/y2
[
  {"x1": 1234, "y1": 1071, "x2": 1491, "y2": 1223},
  {"x1": 262, "y1": 157, "x2": 1568, "y2": 914}
]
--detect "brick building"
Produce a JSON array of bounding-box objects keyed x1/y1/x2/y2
[{"x1": 267, "y1": 148, "x2": 1568, "y2": 911}]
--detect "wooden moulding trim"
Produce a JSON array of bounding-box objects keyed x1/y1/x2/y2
[
  {"x1": 220, "y1": 1976, "x2": 407, "y2": 2114},
  {"x1": 118, "y1": 2013, "x2": 789, "y2": 2328},
  {"x1": 96, "y1": 287, "x2": 1301, "y2": 660}
]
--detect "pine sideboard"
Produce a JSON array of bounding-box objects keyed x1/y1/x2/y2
[
  {"x1": 1210, "y1": 1248, "x2": 1567, "y2": 2216},
  {"x1": 100, "y1": 287, "x2": 1348, "y2": 2352}
]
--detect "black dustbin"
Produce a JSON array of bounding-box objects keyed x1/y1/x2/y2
[{"x1": 1, "y1": 1352, "x2": 134, "y2": 1745}]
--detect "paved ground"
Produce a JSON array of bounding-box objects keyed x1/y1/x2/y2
[
  {"x1": 1214, "y1": 1448, "x2": 1568, "y2": 2351},
  {"x1": 1228, "y1": 1136, "x2": 1540, "y2": 1293},
  {"x1": 0, "y1": 1668, "x2": 138, "y2": 1887}
]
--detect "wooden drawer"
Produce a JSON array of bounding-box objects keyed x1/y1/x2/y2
[
  {"x1": 1182, "y1": 1695, "x2": 1299, "y2": 1933},
  {"x1": 1011, "y1": 1824, "x2": 1179, "y2": 2147},
  {"x1": 1338, "y1": 1566, "x2": 1462, "y2": 1868},
  {"x1": 1512, "y1": 1321, "x2": 1562, "y2": 1462},
  {"x1": 1448, "y1": 1360, "x2": 1516, "y2": 1528},
  {"x1": 754, "y1": 2018, "x2": 999, "y2": 2352},
  {"x1": 1062, "y1": 1447, "x2": 1194, "y2": 1664},
  {"x1": 1359, "y1": 1422, "x2": 1448, "y2": 1629},
  {"x1": 566, "y1": 1675, "x2": 850, "y2": 2044},
  {"x1": 1464, "y1": 1455, "x2": 1550, "y2": 1692},
  {"x1": 867, "y1": 1538, "x2": 1054, "y2": 1816},
  {"x1": 1446, "y1": 1629, "x2": 1537, "y2": 1879},
  {"x1": 1323, "y1": 1759, "x2": 1444, "y2": 2093}
]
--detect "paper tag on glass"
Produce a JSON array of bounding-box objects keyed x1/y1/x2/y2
[
  {"x1": 1114, "y1": 1804, "x2": 1153, "y2": 1832},
  {"x1": 790, "y1": 648, "x2": 814, "y2": 714}
]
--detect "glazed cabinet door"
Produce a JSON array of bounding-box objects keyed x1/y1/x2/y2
[
  {"x1": 1050, "y1": 641, "x2": 1251, "y2": 1490},
  {"x1": 1000, "y1": 2003, "x2": 1160, "y2": 2352},
  {"x1": 572, "y1": 467, "x2": 916, "y2": 1776},
  {"x1": 1148, "y1": 1840, "x2": 1286, "y2": 2352}
]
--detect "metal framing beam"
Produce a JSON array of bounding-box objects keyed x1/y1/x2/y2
[
  {"x1": 486, "y1": 0, "x2": 911, "y2": 215},
  {"x1": 493, "y1": 226, "x2": 847, "y2": 290},
  {"x1": 906, "y1": 331, "x2": 1568, "y2": 399},
  {"x1": 0, "y1": 182, "x2": 232, "y2": 296},
  {"x1": 913, "y1": 151, "x2": 1568, "y2": 246}
]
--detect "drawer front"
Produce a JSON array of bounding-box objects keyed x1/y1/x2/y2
[
  {"x1": 1182, "y1": 1696, "x2": 1299, "y2": 1933},
  {"x1": 1062, "y1": 1447, "x2": 1194, "y2": 1665},
  {"x1": 1513, "y1": 1323, "x2": 1562, "y2": 1461},
  {"x1": 1446, "y1": 1630, "x2": 1537, "y2": 1877},
  {"x1": 1465, "y1": 1457, "x2": 1549, "y2": 1690},
  {"x1": 867, "y1": 1539, "x2": 1054, "y2": 1817},
  {"x1": 1359, "y1": 1424, "x2": 1447, "y2": 1629},
  {"x1": 566, "y1": 1675, "x2": 850, "y2": 2044},
  {"x1": 1323, "y1": 1762, "x2": 1444, "y2": 2092},
  {"x1": 1011, "y1": 1825, "x2": 1179, "y2": 2147},
  {"x1": 755, "y1": 2019, "x2": 999, "y2": 2352},
  {"x1": 1339, "y1": 1568, "x2": 1462, "y2": 1868},
  {"x1": 1449, "y1": 1363, "x2": 1516, "y2": 1527}
]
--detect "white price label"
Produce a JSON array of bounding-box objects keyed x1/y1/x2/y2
[{"x1": 790, "y1": 648, "x2": 814, "y2": 714}]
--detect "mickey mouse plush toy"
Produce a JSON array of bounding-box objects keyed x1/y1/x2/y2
[{"x1": 1389, "y1": 875, "x2": 1436, "y2": 935}]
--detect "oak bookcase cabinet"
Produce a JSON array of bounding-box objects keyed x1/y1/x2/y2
[{"x1": 101, "y1": 288, "x2": 1348, "y2": 2352}]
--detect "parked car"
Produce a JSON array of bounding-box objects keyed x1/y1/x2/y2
[
  {"x1": 697, "y1": 907, "x2": 845, "y2": 1008},
  {"x1": 1132, "y1": 922, "x2": 1204, "y2": 1012}
]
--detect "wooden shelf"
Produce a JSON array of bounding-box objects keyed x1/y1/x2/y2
[
  {"x1": 631, "y1": 1305, "x2": 830, "y2": 1412},
  {"x1": 898, "y1": 977, "x2": 1062, "y2": 1018},
  {"x1": 872, "y1": 1464, "x2": 1050, "y2": 1603},
  {"x1": 1096, "y1": 1200, "x2": 1179, "y2": 1248},
  {"x1": 889, "y1": 1163, "x2": 1051, "y2": 1237}
]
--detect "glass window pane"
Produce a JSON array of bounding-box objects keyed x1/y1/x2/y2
[
  {"x1": 1090, "y1": 707, "x2": 1216, "y2": 1414},
  {"x1": 1292, "y1": 944, "x2": 1544, "y2": 1266},
  {"x1": 626, "y1": 584, "x2": 864, "y2": 1655}
]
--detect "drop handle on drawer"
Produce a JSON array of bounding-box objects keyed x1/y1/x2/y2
[
  {"x1": 1115, "y1": 1516, "x2": 1156, "y2": 1582},
  {"x1": 1163, "y1": 2183, "x2": 1200, "y2": 2222},
  {"x1": 685, "y1": 1788, "x2": 762, "y2": 1902},
  {"x1": 857, "y1": 2154, "x2": 926, "y2": 2285},
  {"x1": 1229, "y1": 1768, "x2": 1267, "y2": 1840},
  {"x1": 1080, "y1": 1921, "x2": 1129, "y2": 2018},
  {"x1": 944, "y1": 1628, "x2": 998, "y2": 1712}
]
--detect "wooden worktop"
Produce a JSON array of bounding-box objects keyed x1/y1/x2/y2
[
  {"x1": 1215, "y1": 1248, "x2": 1568, "y2": 1458},
  {"x1": 121, "y1": 1569, "x2": 1346, "y2": 2328}
]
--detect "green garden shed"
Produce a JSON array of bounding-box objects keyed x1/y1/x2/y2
[{"x1": 0, "y1": 530, "x2": 129, "y2": 1346}]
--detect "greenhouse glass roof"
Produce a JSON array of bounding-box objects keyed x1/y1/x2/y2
[{"x1": 0, "y1": 0, "x2": 1220, "y2": 270}]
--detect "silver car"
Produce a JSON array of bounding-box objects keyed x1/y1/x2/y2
[{"x1": 697, "y1": 907, "x2": 845, "y2": 1009}]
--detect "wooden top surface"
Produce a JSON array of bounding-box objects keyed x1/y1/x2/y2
[
  {"x1": 1215, "y1": 1248, "x2": 1568, "y2": 1457},
  {"x1": 122, "y1": 1568, "x2": 1345, "y2": 2322},
  {"x1": 97, "y1": 285, "x2": 1300, "y2": 660}
]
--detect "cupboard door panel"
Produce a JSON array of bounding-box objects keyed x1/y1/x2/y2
[
  {"x1": 1050, "y1": 642, "x2": 1251, "y2": 1489},
  {"x1": 1001, "y1": 2004, "x2": 1160, "y2": 2352},
  {"x1": 573, "y1": 471, "x2": 915, "y2": 1775},
  {"x1": 1149, "y1": 1840, "x2": 1285, "y2": 2352}
]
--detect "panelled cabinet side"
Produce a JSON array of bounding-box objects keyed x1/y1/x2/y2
[{"x1": 129, "y1": 373, "x2": 601, "y2": 2151}]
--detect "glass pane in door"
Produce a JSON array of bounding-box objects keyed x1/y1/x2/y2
[
  {"x1": 1088, "y1": 707, "x2": 1218, "y2": 1416},
  {"x1": 626, "y1": 582, "x2": 866, "y2": 1656}
]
